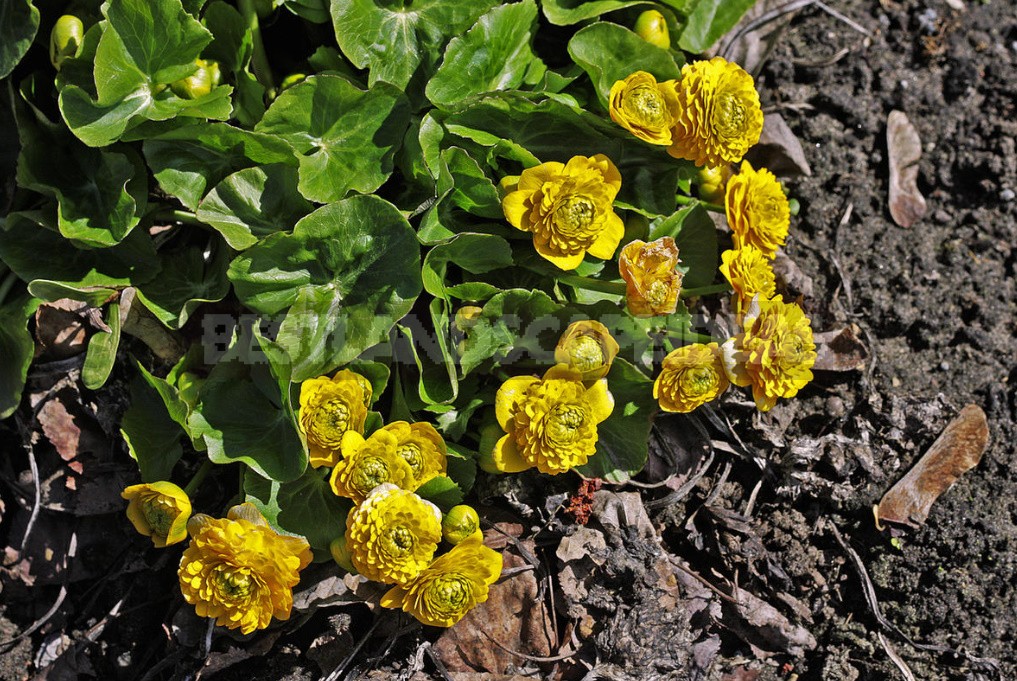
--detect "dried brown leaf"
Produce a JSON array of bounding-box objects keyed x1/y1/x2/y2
[
  {"x1": 887, "y1": 110, "x2": 927, "y2": 228},
  {"x1": 812, "y1": 324, "x2": 869, "y2": 372},
  {"x1": 875, "y1": 404, "x2": 989, "y2": 528},
  {"x1": 34, "y1": 300, "x2": 88, "y2": 360},
  {"x1": 745, "y1": 114, "x2": 812, "y2": 177}
]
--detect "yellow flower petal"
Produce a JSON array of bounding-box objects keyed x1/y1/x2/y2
[
  {"x1": 583, "y1": 378, "x2": 615, "y2": 423},
  {"x1": 495, "y1": 376, "x2": 539, "y2": 430},
  {"x1": 492, "y1": 435, "x2": 533, "y2": 473},
  {"x1": 585, "y1": 212, "x2": 624, "y2": 260}
]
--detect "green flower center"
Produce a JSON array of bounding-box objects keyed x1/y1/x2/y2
[
  {"x1": 553, "y1": 195, "x2": 597, "y2": 236},
  {"x1": 351, "y1": 456, "x2": 390, "y2": 492},
  {"x1": 681, "y1": 366, "x2": 718, "y2": 397},
  {"x1": 546, "y1": 403, "x2": 586, "y2": 445},
  {"x1": 214, "y1": 566, "x2": 253, "y2": 600},
  {"x1": 429, "y1": 575, "x2": 470, "y2": 611},
  {"x1": 715, "y1": 92, "x2": 747, "y2": 137},
  {"x1": 626, "y1": 85, "x2": 667, "y2": 127},
  {"x1": 312, "y1": 398, "x2": 351, "y2": 440},
  {"x1": 779, "y1": 333, "x2": 805, "y2": 365},
  {"x1": 398, "y1": 443, "x2": 424, "y2": 477},
  {"x1": 644, "y1": 279, "x2": 671, "y2": 306},
  {"x1": 387, "y1": 526, "x2": 414, "y2": 555},
  {"x1": 141, "y1": 497, "x2": 177, "y2": 537},
  {"x1": 568, "y1": 335, "x2": 605, "y2": 372}
]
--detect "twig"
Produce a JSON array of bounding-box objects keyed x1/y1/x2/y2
[
  {"x1": 421, "y1": 641, "x2": 454, "y2": 681},
  {"x1": 792, "y1": 47, "x2": 852, "y2": 68},
  {"x1": 322, "y1": 617, "x2": 379, "y2": 681},
  {"x1": 0, "y1": 585, "x2": 67, "y2": 649},
  {"x1": 13, "y1": 414, "x2": 41, "y2": 555},
  {"x1": 743, "y1": 476, "x2": 765, "y2": 518},
  {"x1": 645, "y1": 451, "x2": 715, "y2": 509},
  {"x1": 814, "y1": 1, "x2": 872, "y2": 36},
  {"x1": 480, "y1": 627, "x2": 580, "y2": 663},
  {"x1": 877, "y1": 631, "x2": 917, "y2": 681},
  {"x1": 668, "y1": 556, "x2": 740, "y2": 605}
]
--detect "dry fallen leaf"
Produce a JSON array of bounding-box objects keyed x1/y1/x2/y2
[
  {"x1": 875, "y1": 404, "x2": 989, "y2": 528},
  {"x1": 745, "y1": 114, "x2": 812, "y2": 177},
  {"x1": 887, "y1": 110, "x2": 927, "y2": 228},
  {"x1": 812, "y1": 325, "x2": 869, "y2": 372}
]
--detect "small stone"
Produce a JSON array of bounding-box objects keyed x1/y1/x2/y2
[
  {"x1": 939, "y1": 361, "x2": 951, "y2": 371},
  {"x1": 1000, "y1": 188, "x2": 1015, "y2": 202},
  {"x1": 916, "y1": 8, "x2": 938, "y2": 35},
  {"x1": 826, "y1": 397, "x2": 847, "y2": 418}
]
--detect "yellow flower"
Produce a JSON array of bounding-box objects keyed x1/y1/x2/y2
[
  {"x1": 725, "y1": 161, "x2": 790, "y2": 258},
  {"x1": 381, "y1": 421, "x2": 448, "y2": 488},
  {"x1": 380, "y1": 537, "x2": 502, "y2": 627},
  {"x1": 122, "y1": 481, "x2": 192, "y2": 548},
  {"x1": 667, "y1": 56, "x2": 763, "y2": 167},
  {"x1": 618, "y1": 237, "x2": 683, "y2": 317},
  {"x1": 554, "y1": 320, "x2": 620, "y2": 381},
  {"x1": 299, "y1": 369, "x2": 373, "y2": 468},
  {"x1": 441, "y1": 505, "x2": 482, "y2": 545},
  {"x1": 501, "y1": 155, "x2": 625, "y2": 270},
  {"x1": 492, "y1": 364, "x2": 614, "y2": 475},
  {"x1": 722, "y1": 295, "x2": 816, "y2": 411},
  {"x1": 178, "y1": 503, "x2": 312, "y2": 635},
  {"x1": 609, "y1": 71, "x2": 680, "y2": 146},
  {"x1": 345, "y1": 484, "x2": 442, "y2": 585},
  {"x1": 720, "y1": 247, "x2": 776, "y2": 312},
  {"x1": 653, "y1": 343, "x2": 729, "y2": 413},
  {"x1": 329, "y1": 430, "x2": 414, "y2": 503}
]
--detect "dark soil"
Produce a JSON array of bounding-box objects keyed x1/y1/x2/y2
[{"x1": 2, "y1": 1, "x2": 1016, "y2": 679}]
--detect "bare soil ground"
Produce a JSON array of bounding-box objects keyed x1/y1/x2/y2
[{"x1": 1, "y1": 1, "x2": 1015, "y2": 679}]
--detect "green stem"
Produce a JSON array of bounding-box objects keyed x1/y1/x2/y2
[
  {"x1": 183, "y1": 459, "x2": 213, "y2": 497},
  {"x1": 151, "y1": 209, "x2": 205, "y2": 227},
  {"x1": 680, "y1": 283, "x2": 732, "y2": 298},
  {"x1": 675, "y1": 194, "x2": 724, "y2": 213},
  {"x1": 560, "y1": 275, "x2": 627, "y2": 296},
  {"x1": 238, "y1": 0, "x2": 275, "y2": 93},
  {"x1": 0, "y1": 271, "x2": 20, "y2": 306},
  {"x1": 667, "y1": 328, "x2": 716, "y2": 345}
]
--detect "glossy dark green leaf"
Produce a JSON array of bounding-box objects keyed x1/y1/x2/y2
[
  {"x1": 82, "y1": 300, "x2": 121, "y2": 390},
  {"x1": 0, "y1": 296, "x2": 39, "y2": 419},
  {"x1": 280, "y1": 0, "x2": 330, "y2": 23},
  {"x1": 458, "y1": 288, "x2": 561, "y2": 375},
  {"x1": 196, "y1": 164, "x2": 312, "y2": 250},
  {"x1": 415, "y1": 474, "x2": 463, "y2": 513},
  {"x1": 426, "y1": 0, "x2": 544, "y2": 108},
  {"x1": 229, "y1": 195, "x2": 422, "y2": 382},
  {"x1": 567, "y1": 22, "x2": 683, "y2": 109},
  {"x1": 120, "y1": 371, "x2": 185, "y2": 482},
  {"x1": 678, "y1": 0, "x2": 756, "y2": 53},
  {"x1": 649, "y1": 203, "x2": 718, "y2": 289},
  {"x1": 255, "y1": 75, "x2": 409, "y2": 203},
  {"x1": 245, "y1": 468, "x2": 352, "y2": 557},
  {"x1": 0, "y1": 0, "x2": 39, "y2": 79},
  {"x1": 577, "y1": 358, "x2": 654, "y2": 482},
  {"x1": 135, "y1": 240, "x2": 230, "y2": 328},
  {"x1": 541, "y1": 0, "x2": 647, "y2": 25},
  {"x1": 331, "y1": 0, "x2": 499, "y2": 90},
  {"x1": 143, "y1": 123, "x2": 296, "y2": 210},
  {"x1": 439, "y1": 147, "x2": 502, "y2": 219},
  {"x1": 421, "y1": 232, "x2": 513, "y2": 300}
]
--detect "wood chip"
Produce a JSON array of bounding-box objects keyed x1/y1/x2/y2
[
  {"x1": 886, "y1": 110, "x2": 927, "y2": 228},
  {"x1": 875, "y1": 404, "x2": 989, "y2": 528}
]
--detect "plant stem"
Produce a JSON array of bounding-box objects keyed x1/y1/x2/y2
[
  {"x1": 183, "y1": 459, "x2": 214, "y2": 497},
  {"x1": 680, "y1": 283, "x2": 732, "y2": 298},
  {"x1": 238, "y1": 0, "x2": 275, "y2": 93},
  {"x1": 668, "y1": 328, "x2": 716, "y2": 345},
  {"x1": 559, "y1": 275, "x2": 627, "y2": 296},
  {"x1": 0, "y1": 271, "x2": 20, "y2": 306},
  {"x1": 675, "y1": 194, "x2": 724, "y2": 213},
  {"x1": 151, "y1": 209, "x2": 205, "y2": 227}
]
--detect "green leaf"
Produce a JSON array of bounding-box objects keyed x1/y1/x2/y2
[
  {"x1": 0, "y1": 209, "x2": 159, "y2": 289},
  {"x1": 541, "y1": 0, "x2": 646, "y2": 25},
  {"x1": 0, "y1": 0, "x2": 39, "y2": 79},
  {"x1": 16, "y1": 105, "x2": 148, "y2": 248},
  {"x1": 567, "y1": 22, "x2": 683, "y2": 109},
  {"x1": 142, "y1": 123, "x2": 296, "y2": 210},
  {"x1": 347, "y1": 360, "x2": 390, "y2": 404},
  {"x1": 331, "y1": 0, "x2": 499, "y2": 90},
  {"x1": 255, "y1": 75, "x2": 409, "y2": 203},
  {"x1": 438, "y1": 147, "x2": 502, "y2": 219},
  {"x1": 189, "y1": 325, "x2": 307, "y2": 482},
  {"x1": 678, "y1": 0, "x2": 756, "y2": 53},
  {"x1": 229, "y1": 195, "x2": 422, "y2": 381},
  {"x1": 245, "y1": 468, "x2": 352, "y2": 557},
  {"x1": 135, "y1": 239, "x2": 230, "y2": 328},
  {"x1": 120, "y1": 371, "x2": 185, "y2": 482},
  {"x1": 422, "y1": 232, "x2": 513, "y2": 300},
  {"x1": 280, "y1": 0, "x2": 330, "y2": 24},
  {"x1": 458, "y1": 288, "x2": 561, "y2": 375},
  {"x1": 577, "y1": 358, "x2": 654, "y2": 482},
  {"x1": 415, "y1": 474, "x2": 463, "y2": 512},
  {"x1": 196, "y1": 164, "x2": 312, "y2": 250},
  {"x1": 0, "y1": 296, "x2": 39, "y2": 419},
  {"x1": 426, "y1": 0, "x2": 544, "y2": 108},
  {"x1": 82, "y1": 300, "x2": 122, "y2": 390},
  {"x1": 649, "y1": 203, "x2": 718, "y2": 289}
]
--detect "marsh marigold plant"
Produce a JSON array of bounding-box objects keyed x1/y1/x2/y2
[
  {"x1": 654, "y1": 343, "x2": 730, "y2": 413},
  {"x1": 723, "y1": 296, "x2": 817, "y2": 411},
  {"x1": 668, "y1": 56, "x2": 763, "y2": 167},
  {"x1": 501, "y1": 154, "x2": 624, "y2": 270},
  {"x1": 380, "y1": 537, "x2": 502, "y2": 627},
  {"x1": 609, "y1": 71, "x2": 680, "y2": 146},
  {"x1": 726, "y1": 161, "x2": 791, "y2": 258},
  {"x1": 178, "y1": 503, "x2": 312, "y2": 635},
  {"x1": 122, "y1": 481, "x2": 191, "y2": 548},
  {"x1": 619, "y1": 237, "x2": 683, "y2": 317},
  {"x1": 491, "y1": 364, "x2": 614, "y2": 475},
  {"x1": 299, "y1": 369, "x2": 373, "y2": 468}
]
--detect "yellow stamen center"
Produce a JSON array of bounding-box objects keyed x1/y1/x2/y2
[
  {"x1": 553, "y1": 196, "x2": 597, "y2": 235},
  {"x1": 214, "y1": 566, "x2": 253, "y2": 600},
  {"x1": 644, "y1": 279, "x2": 671, "y2": 306},
  {"x1": 568, "y1": 335, "x2": 605, "y2": 372},
  {"x1": 626, "y1": 85, "x2": 667, "y2": 127},
  {"x1": 141, "y1": 498, "x2": 177, "y2": 537},
  {"x1": 387, "y1": 526, "x2": 414, "y2": 555},
  {"x1": 430, "y1": 575, "x2": 470, "y2": 610},
  {"x1": 352, "y1": 456, "x2": 390, "y2": 492},
  {"x1": 681, "y1": 366, "x2": 718, "y2": 397},
  {"x1": 546, "y1": 403, "x2": 586, "y2": 445}
]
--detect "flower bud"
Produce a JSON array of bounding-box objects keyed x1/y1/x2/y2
[
  {"x1": 696, "y1": 165, "x2": 730, "y2": 203},
  {"x1": 50, "y1": 15, "x2": 84, "y2": 71},
  {"x1": 442, "y1": 505, "x2": 482, "y2": 545},
  {"x1": 329, "y1": 536, "x2": 356, "y2": 573},
  {"x1": 454, "y1": 306, "x2": 483, "y2": 332},
  {"x1": 634, "y1": 10, "x2": 670, "y2": 50},
  {"x1": 170, "y1": 59, "x2": 222, "y2": 99}
]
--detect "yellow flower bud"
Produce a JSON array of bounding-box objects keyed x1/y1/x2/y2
[
  {"x1": 725, "y1": 161, "x2": 790, "y2": 258},
  {"x1": 609, "y1": 71, "x2": 680, "y2": 146},
  {"x1": 696, "y1": 164, "x2": 730, "y2": 203},
  {"x1": 654, "y1": 343, "x2": 729, "y2": 413},
  {"x1": 442, "y1": 505, "x2": 482, "y2": 545},
  {"x1": 50, "y1": 15, "x2": 84, "y2": 71},
  {"x1": 501, "y1": 155, "x2": 625, "y2": 270},
  {"x1": 634, "y1": 10, "x2": 670, "y2": 50},
  {"x1": 122, "y1": 481, "x2": 192, "y2": 547},
  {"x1": 553, "y1": 320, "x2": 620, "y2": 381},
  {"x1": 170, "y1": 59, "x2": 222, "y2": 99},
  {"x1": 454, "y1": 305, "x2": 484, "y2": 332},
  {"x1": 668, "y1": 57, "x2": 763, "y2": 167},
  {"x1": 618, "y1": 237, "x2": 683, "y2": 317}
]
